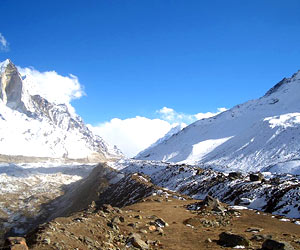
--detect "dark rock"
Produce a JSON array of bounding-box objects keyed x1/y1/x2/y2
[
  {"x1": 270, "y1": 177, "x2": 281, "y2": 185},
  {"x1": 229, "y1": 172, "x2": 243, "y2": 179},
  {"x1": 196, "y1": 168, "x2": 204, "y2": 175},
  {"x1": 262, "y1": 239, "x2": 294, "y2": 250},
  {"x1": 102, "y1": 204, "x2": 114, "y2": 213},
  {"x1": 119, "y1": 216, "x2": 125, "y2": 223},
  {"x1": 218, "y1": 232, "x2": 251, "y2": 247},
  {"x1": 155, "y1": 218, "x2": 169, "y2": 227},
  {"x1": 107, "y1": 222, "x2": 119, "y2": 231},
  {"x1": 250, "y1": 173, "x2": 264, "y2": 182}
]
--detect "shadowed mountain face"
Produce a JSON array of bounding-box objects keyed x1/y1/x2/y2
[{"x1": 0, "y1": 59, "x2": 123, "y2": 162}]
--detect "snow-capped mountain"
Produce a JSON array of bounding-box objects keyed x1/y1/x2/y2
[
  {"x1": 136, "y1": 70, "x2": 300, "y2": 173},
  {"x1": 0, "y1": 59, "x2": 122, "y2": 162}
]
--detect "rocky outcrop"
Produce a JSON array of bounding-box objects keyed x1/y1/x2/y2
[
  {"x1": 218, "y1": 232, "x2": 251, "y2": 247},
  {"x1": 262, "y1": 239, "x2": 294, "y2": 250},
  {"x1": 0, "y1": 60, "x2": 26, "y2": 112}
]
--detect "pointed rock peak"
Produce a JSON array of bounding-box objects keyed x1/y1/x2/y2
[
  {"x1": 0, "y1": 59, "x2": 26, "y2": 112},
  {"x1": 0, "y1": 59, "x2": 17, "y2": 74},
  {"x1": 264, "y1": 69, "x2": 300, "y2": 97}
]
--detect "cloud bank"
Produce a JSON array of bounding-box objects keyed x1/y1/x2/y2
[
  {"x1": 91, "y1": 107, "x2": 227, "y2": 157},
  {"x1": 0, "y1": 33, "x2": 9, "y2": 51},
  {"x1": 18, "y1": 67, "x2": 85, "y2": 105},
  {"x1": 90, "y1": 117, "x2": 173, "y2": 157}
]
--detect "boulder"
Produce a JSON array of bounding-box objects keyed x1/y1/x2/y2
[
  {"x1": 218, "y1": 232, "x2": 251, "y2": 247},
  {"x1": 202, "y1": 195, "x2": 226, "y2": 213},
  {"x1": 129, "y1": 233, "x2": 149, "y2": 249},
  {"x1": 262, "y1": 239, "x2": 294, "y2": 250},
  {"x1": 250, "y1": 173, "x2": 264, "y2": 182}
]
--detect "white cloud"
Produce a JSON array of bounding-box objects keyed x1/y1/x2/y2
[
  {"x1": 18, "y1": 66, "x2": 85, "y2": 105},
  {"x1": 0, "y1": 33, "x2": 9, "y2": 51},
  {"x1": 90, "y1": 116, "x2": 173, "y2": 157},
  {"x1": 91, "y1": 107, "x2": 227, "y2": 157},
  {"x1": 157, "y1": 106, "x2": 227, "y2": 123}
]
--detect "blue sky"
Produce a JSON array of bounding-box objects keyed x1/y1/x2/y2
[{"x1": 1, "y1": 0, "x2": 300, "y2": 156}]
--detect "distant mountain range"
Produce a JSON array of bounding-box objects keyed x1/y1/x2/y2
[
  {"x1": 136, "y1": 70, "x2": 300, "y2": 174},
  {"x1": 0, "y1": 59, "x2": 122, "y2": 162}
]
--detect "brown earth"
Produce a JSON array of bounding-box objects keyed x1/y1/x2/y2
[{"x1": 22, "y1": 195, "x2": 300, "y2": 250}]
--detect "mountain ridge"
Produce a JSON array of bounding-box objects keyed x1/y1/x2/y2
[{"x1": 136, "y1": 70, "x2": 300, "y2": 174}]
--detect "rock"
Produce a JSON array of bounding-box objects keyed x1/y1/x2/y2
[
  {"x1": 250, "y1": 173, "x2": 264, "y2": 182},
  {"x1": 135, "y1": 215, "x2": 142, "y2": 220},
  {"x1": 42, "y1": 238, "x2": 51, "y2": 244},
  {"x1": 4, "y1": 237, "x2": 28, "y2": 250},
  {"x1": 229, "y1": 172, "x2": 243, "y2": 179},
  {"x1": 205, "y1": 238, "x2": 212, "y2": 243},
  {"x1": 262, "y1": 239, "x2": 294, "y2": 250},
  {"x1": 119, "y1": 216, "x2": 125, "y2": 222},
  {"x1": 202, "y1": 195, "x2": 226, "y2": 213},
  {"x1": 246, "y1": 227, "x2": 263, "y2": 233},
  {"x1": 218, "y1": 232, "x2": 251, "y2": 247},
  {"x1": 270, "y1": 177, "x2": 281, "y2": 185},
  {"x1": 102, "y1": 204, "x2": 114, "y2": 213},
  {"x1": 84, "y1": 236, "x2": 94, "y2": 245},
  {"x1": 155, "y1": 218, "x2": 169, "y2": 227},
  {"x1": 196, "y1": 168, "x2": 204, "y2": 175},
  {"x1": 148, "y1": 225, "x2": 156, "y2": 231},
  {"x1": 129, "y1": 233, "x2": 149, "y2": 249},
  {"x1": 251, "y1": 234, "x2": 272, "y2": 241},
  {"x1": 107, "y1": 222, "x2": 120, "y2": 231},
  {"x1": 128, "y1": 222, "x2": 139, "y2": 229},
  {"x1": 111, "y1": 216, "x2": 121, "y2": 224}
]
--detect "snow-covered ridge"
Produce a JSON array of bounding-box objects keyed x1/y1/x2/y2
[
  {"x1": 0, "y1": 59, "x2": 122, "y2": 162},
  {"x1": 136, "y1": 70, "x2": 300, "y2": 173}
]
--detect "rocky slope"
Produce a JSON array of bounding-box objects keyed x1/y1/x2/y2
[
  {"x1": 0, "y1": 59, "x2": 122, "y2": 162},
  {"x1": 114, "y1": 159, "x2": 300, "y2": 219},
  {"x1": 3, "y1": 162, "x2": 300, "y2": 250},
  {"x1": 136, "y1": 70, "x2": 300, "y2": 174}
]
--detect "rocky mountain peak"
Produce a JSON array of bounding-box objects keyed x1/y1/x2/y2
[{"x1": 0, "y1": 59, "x2": 27, "y2": 112}]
